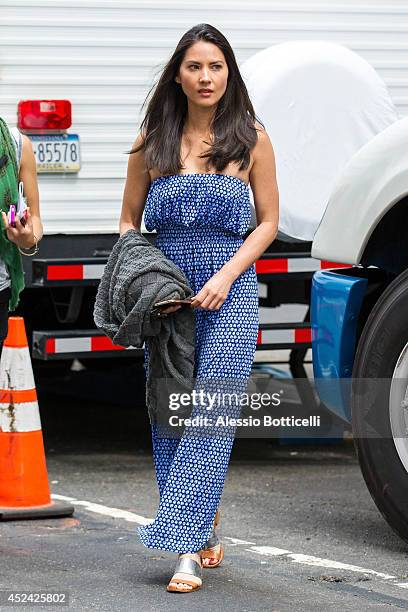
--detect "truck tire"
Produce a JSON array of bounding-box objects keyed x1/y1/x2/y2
[{"x1": 352, "y1": 267, "x2": 408, "y2": 542}]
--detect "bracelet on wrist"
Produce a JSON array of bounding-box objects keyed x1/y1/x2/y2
[{"x1": 18, "y1": 233, "x2": 39, "y2": 256}]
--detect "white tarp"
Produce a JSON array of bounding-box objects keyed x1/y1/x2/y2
[{"x1": 241, "y1": 41, "x2": 399, "y2": 242}]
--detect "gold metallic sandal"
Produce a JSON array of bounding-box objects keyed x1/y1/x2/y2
[
  {"x1": 201, "y1": 508, "x2": 224, "y2": 568},
  {"x1": 200, "y1": 530, "x2": 224, "y2": 568},
  {"x1": 167, "y1": 554, "x2": 203, "y2": 593}
]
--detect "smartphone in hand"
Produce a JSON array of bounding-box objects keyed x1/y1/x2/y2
[
  {"x1": 153, "y1": 298, "x2": 193, "y2": 310},
  {"x1": 151, "y1": 298, "x2": 193, "y2": 316},
  {"x1": 8, "y1": 182, "x2": 28, "y2": 228}
]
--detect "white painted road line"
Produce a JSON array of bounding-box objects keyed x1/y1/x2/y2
[
  {"x1": 52, "y1": 493, "x2": 403, "y2": 587},
  {"x1": 248, "y1": 545, "x2": 291, "y2": 556},
  {"x1": 223, "y1": 537, "x2": 257, "y2": 546},
  {"x1": 52, "y1": 493, "x2": 152, "y2": 525},
  {"x1": 248, "y1": 546, "x2": 396, "y2": 580}
]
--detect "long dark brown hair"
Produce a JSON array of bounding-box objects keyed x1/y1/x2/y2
[{"x1": 130, "y1": 23, "x2": 264, "y2": 175}]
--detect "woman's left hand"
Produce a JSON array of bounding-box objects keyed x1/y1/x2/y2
[
  {"x1": 1, "y1": 206, "x2": 36, "y2": 249},
  {"x1": 190, "y1": 269, "x2": 236, "y2": 311}
]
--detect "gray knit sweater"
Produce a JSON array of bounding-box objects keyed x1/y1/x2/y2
[{"x1": 93, "y1": 229, "x2": 195, "y2": 421}]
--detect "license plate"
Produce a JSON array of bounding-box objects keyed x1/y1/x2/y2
[{"x1": 29, "y1": 134, "x2": 81, "y2": 173}]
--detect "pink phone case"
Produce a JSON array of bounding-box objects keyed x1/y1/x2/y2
[{"x1": 8, "y1": 205, "x2": 16, "y2": 226}]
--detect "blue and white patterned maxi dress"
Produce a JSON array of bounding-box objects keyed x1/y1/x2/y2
[{"x1": 138, "y1": 173, "x2": 259, "y2": 553}]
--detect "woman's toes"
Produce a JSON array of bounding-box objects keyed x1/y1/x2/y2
[
  {"x1": 170, "y1": 581, "x2": 190, "y2": 590},
  {"x1": 169, "y1": 580, "x2": 191, "y2": 591},
  {"x1": 180, "y1": 583, "x2": 192, "y2": 591},
  {"x1": 202, "y1": 543, "x2": 220, "y2": 566}
]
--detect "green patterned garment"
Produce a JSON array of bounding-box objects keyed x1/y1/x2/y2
[{"x1": 0, "y1": 118, "x2": 25, "y2": 311}]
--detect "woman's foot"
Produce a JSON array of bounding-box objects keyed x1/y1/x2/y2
[
  {"x1": 201, "y1": 509, "x2": 224, "y2": 568},
  {"x1": 167, "y1": 552, "x2": 203, "y2": 593},
  {"x1": 200, "y1": 538, "x2": 224, "y2": 568}
]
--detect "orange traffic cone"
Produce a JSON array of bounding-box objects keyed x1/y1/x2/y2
[{"x1": 0, "y1": 317, "x2": 74, "y2": 519}]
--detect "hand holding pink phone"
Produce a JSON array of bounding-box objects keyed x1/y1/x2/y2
[{"x1": 8, "y1": 182, "x2": 28, "y2": 228}]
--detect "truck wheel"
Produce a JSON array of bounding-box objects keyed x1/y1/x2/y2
[{"x1": 352, "y1": 267, "x2": 408, "y2": 542}]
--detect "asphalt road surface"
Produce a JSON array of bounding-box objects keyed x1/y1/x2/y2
[{"x1": 1, "y1": 362, "x2": 408, "y2": 611}]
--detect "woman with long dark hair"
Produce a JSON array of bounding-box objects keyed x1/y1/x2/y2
[{"x1": 119, "y1": 23, "x2": 279, "y2": 593}]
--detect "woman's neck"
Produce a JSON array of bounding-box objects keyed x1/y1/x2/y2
[{"x1": 183, "y1": 105, "x2": 216, "y2": 138}]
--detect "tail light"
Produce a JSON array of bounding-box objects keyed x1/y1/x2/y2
[{"x1": 17, "y1": 100, "x2": 72, "y2": 131}]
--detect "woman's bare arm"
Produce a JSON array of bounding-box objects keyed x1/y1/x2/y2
[
  {"x1": 119, "y1": 134, "x2": 151, "y2": 235},
  {"x1": 20, "y1": 135, "x2": 43, "y2": 241},
  {"x1": 1, "y1": 134, "x2": 43, "y2": 249}
]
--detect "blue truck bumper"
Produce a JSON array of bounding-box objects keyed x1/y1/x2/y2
[{"x1": 311, "y1": 269, "x2": 368, "y2": 423}]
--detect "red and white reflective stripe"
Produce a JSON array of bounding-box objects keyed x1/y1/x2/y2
[
  {"x1": 46, "y1": 258, "x2": 351, "y2": 281},
  {"x1": 257, "y1": 328, "x2": 312, "y2": 345},
  {"x1": 43, "y1": 331, "x2": 311, "y2": 354},
  {"x1": 320, "y1": 260, "x2": 352, "y2": 270},
  {"x1": 256, "y1": 258, "x2": 351, "y2": 274},
  {"x1": 47, "y1": 264, "x2": 106, "y2": 281},
  {"x1": 45, "y1": 336, "x2": 142, "y2": 354},
  {"x1": 0, "y1": 345, "x2": 42, "y2": 432}
]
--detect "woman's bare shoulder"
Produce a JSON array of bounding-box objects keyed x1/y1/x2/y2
[
  {"x1": 252, "y1": 120, "x2": 273, "y2": 156},
  {"x1": 126, "y1": 131, "x2": 151, "y2": 186},
  {"x1": 131, "y1": 130, "x2": 146, "y2": 150},
  {"x1": 129, "y1": 130, "x2": 147, "y2": 165},
  {"x1": 254, "y1": 120, "x2": 269, "y2": 140}
]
